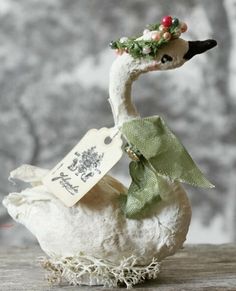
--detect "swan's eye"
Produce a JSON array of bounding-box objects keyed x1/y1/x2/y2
[{"x1": 161, "y1": 55, "x2": 173, "y2": 64}]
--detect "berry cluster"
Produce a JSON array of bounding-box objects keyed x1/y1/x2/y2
[{"x1": 110, "y1": 16, "x2": 188, "y2": 59}]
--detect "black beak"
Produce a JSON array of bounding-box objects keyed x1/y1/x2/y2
[{"x1": 184, "y1": 39, "x2": 217, "y2": 60}]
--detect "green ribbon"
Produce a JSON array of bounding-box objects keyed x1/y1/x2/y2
[
  {"x1": 120, "y1": 157, "x2": 172, "y2": 219},
  {"x1": 121, "y1": 116, "x2": 214, "y2": 219}
]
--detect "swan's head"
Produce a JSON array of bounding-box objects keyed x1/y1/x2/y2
[
  {"x1": 150, "y1": 37, "x2": 217, "y2": 71},
  {"x1": 110, "y1": 16, "x2": 217, "y2": 73}
]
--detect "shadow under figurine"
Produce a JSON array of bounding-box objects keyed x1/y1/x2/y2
[{"x1": 2, "y1": 16, "x2": 217, "y2": 288}]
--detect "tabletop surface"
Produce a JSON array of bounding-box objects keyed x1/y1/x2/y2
[{"x1": 0, "y1": 244, "x2": 236, "y2": 291}]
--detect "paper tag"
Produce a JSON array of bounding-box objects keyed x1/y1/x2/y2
[{"x1": 43, "y1": 127, "x2": 123, "y2": 207}]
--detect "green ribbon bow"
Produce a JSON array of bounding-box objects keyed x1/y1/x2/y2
[{"x1": 121, "y1": 116, "x2": 214, "y2": 219}]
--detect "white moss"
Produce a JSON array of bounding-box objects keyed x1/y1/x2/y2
[{"x1": 40, "y1": 255, "x2": 161, "y2": 288}]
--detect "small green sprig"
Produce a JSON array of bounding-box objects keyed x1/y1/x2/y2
[{"x1": 110, "y1": 38, "x2": 169, "y2": 59}]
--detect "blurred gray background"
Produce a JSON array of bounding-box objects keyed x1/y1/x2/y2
[{"x1": 0, "y1": 0, "x2": 235, "y2": 245}]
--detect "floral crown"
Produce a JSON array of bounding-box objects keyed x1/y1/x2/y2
[{"x1": 110, "y1": 16, "x2": 188, "y2": 59}]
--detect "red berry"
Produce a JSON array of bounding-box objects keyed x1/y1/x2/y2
[{"x1": 161, "y1": 16, "x2": 173, "y2": 27}]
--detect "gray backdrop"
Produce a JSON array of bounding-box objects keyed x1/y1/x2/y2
[{"x1": 0, "y1": 0, "x2": 235, "y2": 245}]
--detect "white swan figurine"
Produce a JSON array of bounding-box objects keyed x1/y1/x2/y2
[{"x1": 2, "y1": 17, "x2": 217, "y2": 288}]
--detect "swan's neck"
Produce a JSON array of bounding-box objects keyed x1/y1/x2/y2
[{"x1": 109, "y1": 54, "x2": 143, "y2": 127}]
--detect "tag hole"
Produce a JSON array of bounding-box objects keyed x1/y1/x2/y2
[{"x1": 104, "y1": 136, "x2": 112, "y2": 145}]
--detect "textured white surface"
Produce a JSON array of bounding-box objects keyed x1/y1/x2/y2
[{"x1": 3, "y1": 164, "x2": 191, "y2": 265}]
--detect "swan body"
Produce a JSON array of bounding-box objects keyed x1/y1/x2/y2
[{"x1": 3, "y1": 165, "x2": 191, "y2": 264}]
